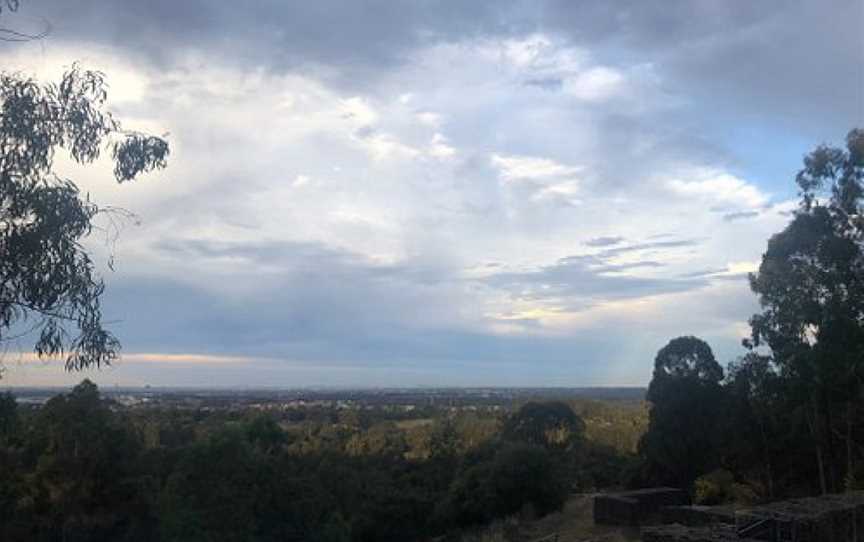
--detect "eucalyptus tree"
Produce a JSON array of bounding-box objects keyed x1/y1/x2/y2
[
  {"x1": 640, "y1": 336, "x2": 726, "y2": 488},
  {"x1": 0, "y1": 66, "x2": 169, "y2": 372},
  {"x1": 747, "y1": 129, "x2": 864, "y2": 493}
]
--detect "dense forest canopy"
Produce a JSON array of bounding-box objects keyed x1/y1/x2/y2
[{"x1": 0, "y1": 383, "x2": 643, "y2": 541}]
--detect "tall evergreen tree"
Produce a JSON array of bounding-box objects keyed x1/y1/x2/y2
[
  {"x1": 640, "y1": 336, "x2": 725, "y2": 488},
  {"x1": 747, "y1": 129, "x2": 864, "y2": 493}
]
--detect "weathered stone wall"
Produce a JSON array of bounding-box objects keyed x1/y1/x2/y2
[
  {"x1": 736, "y1": 491, "x2": 864, "y2": 542},
  {"x1": 662, "y1": 505, "x2": 737, "y2": 527},
  {"x1": 646, "y1": 491, "x2": 864, "y2": 542},
  {"x1": 643, "y1": 524, "x2": 758, "y2": 542}
]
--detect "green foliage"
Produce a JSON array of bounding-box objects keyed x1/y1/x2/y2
[
  {"x1": 3, "y1": 380, "x2": 154, "y2": 541},
  {"x1": 746, "y1": 129, "x2": 864, "y2": 494},
  {"x1": 694, "y1": 469, "x2": 759, "y2": 506},
  {"x1": 0, "y1": 391, "x2": 17, "y2": 438},
  {"x1": 721, "y1": 353, "x2": 794, "y2": 499},
  {"x1": 647, "y1": 336, "x2": 724, "y2": 401},
  {"x1": 345, "y1": 421, "x2": 407, "y2": 458},
  {"x1": 571, "y1": 398, "x2": 648, "y2": 455},
  {"x1": 502, "y1": 401, "x2": 585, "y2": 452},
  {"x1": 440, "y1": 443, "x2": 568, "y2": 529},
  {"x1": 1, "y1": 382, "x2": 642, "y2": 541},
  {"x1": 160, "y1": 429, "x2": 259, "y2": 541},
  {"x1": 0, "y1": 66, "x2": 169, "y2": 371},
  {"x1": 694, "y1": 469, "x2": 736, "y2": 505},
  {"x1": 640, "y1": 336, "x2": 725, "y2": 488},
  {"x1": 245, "y1": 414, "x2": 286, "y2": 453},
  {"x1": 0, "y1": 391, "x2": 25, "y2": 538}
]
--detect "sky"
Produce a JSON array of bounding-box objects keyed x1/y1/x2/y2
[{"x1": 1, "y1": 0, "x2": 863, "y2": 388}]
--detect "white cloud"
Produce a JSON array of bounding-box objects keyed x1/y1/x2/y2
[
  {"x1": 2, "y1": 45, "x2": 150, "y2": 104},
  {"x1": 428, "y1": 133, "x2": 456, "y2": 158},
  {"x1": 726, "y1": 260, "x2": 759, "y2": 274},
  {"x1": 499, "y1": 34, "x2": 586, "y2": 74},
  {"x1": 491, "y1": 153, "x2": 583, "y2": 182},
  {"x1": 489, "y1": 153, "x2": 586, "y2": 207},
  {"x1": 484, "y1": 35, "x2": 639, "y2": 104},
  {"x1": 416, "y1": 111, "x2": 443, "y2": 127},
  {"x1": 501, "y1": 35, "x2": 553, "y2": 67},
  {"x1": 563, "y1": 66, "x2": 626, "y2": 101},
  {"x1": 0, "y1": 27, "x2": 803, "y2": 386},
  {"x1": 355, "y1": 131, "x2": 421, "y2": 161},
  {"x1": 667, "y1": 169, "x2": 769, "y2": 208},
  {"x1": 532, "y1": 181, "x2": 582, "y2": 204},
  {"x1": 340, "y1": 96, "x2": 379, "y2": 126}
]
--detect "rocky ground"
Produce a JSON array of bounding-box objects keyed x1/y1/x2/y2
[{"x1": 459, "y1": 494, "x2": 645, "y2": 542}]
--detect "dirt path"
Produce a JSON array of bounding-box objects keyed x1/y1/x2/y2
[{"x1": 516, "y1": 494, "x2": 641, "y2": 542}]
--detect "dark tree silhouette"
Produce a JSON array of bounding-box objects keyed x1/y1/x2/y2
[
  {"x1": 22, "y1": 379, "x2": 152, "y2": 540},
  {"x1": 502, "y1": 401, "x2": 585, "y2": 452},
  {"x1": 723, "y1": 352, "x2": 787, "y2": 499},
  {"x1": 648, "y1": 335, "x2": 724, "y2": 395},
  {"x1": 747, "y1": 129, "x2": 864, "y2": 493},
  {"x1": 640, "y1": 336, "x2": 725, "y2": 488},
  {"x1": 0, "y1": 66, "x2": 169, "y2": 372}
]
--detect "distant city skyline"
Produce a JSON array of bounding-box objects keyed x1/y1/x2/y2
[{"x1": 1, "y1": 0, "x2": 862, "y2": 387}]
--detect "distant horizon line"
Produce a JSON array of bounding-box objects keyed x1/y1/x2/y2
[{"x1": 2, "y1": 384, "x2": 648, "y2": 392}]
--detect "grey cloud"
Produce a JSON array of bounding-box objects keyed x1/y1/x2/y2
[
  {"x1": 722, "y1": 210, "x2": 759, "y2": 222},
  {"x1": 22, "y1": 0, "x2": 850, "y2": 193},
  {"x1": 122, "y1": 238, "x2": 701, "y2": 366},
  {"x1": 678, "y1": 268, "x2": 750, "y2": 282},
  {"x1": 105, "y1": 251, "x2": 462, "y2": 361},
  {"x1": 94, "y1": 263, "x2": 755, "y2": 386},
  {"x1": 28, "y1": 0, "x2": 518, "y2": 89},
  {"x1": 524, "y1": 77, "x2": 564, "y2": 91},
  {"x1": 711, "y1": 273, "x2": 751, "y2": 282},
  {"x1": 154, "y1": 238, "x2": 453, "y2": 286},
  {"x1": 156, "y1": 238, "x2": 362, "y2": 266},
  {"x1": 597, "y1": 238, "x2": 703, "y2": 258},
  {"x1": 99, "y1": 272, "x2": 634, "y2": 385},
  {"x1": 352, "y1": 126, "x2": 377, "y2": 139},
  {"x1": 679, "y1": 268, "x2": 728, "y2": 279},
  {"x1": 24, "y1": 0, "x2": 860, "y2": 128},
  {"x1": 584, "y1": 236, "x2": 626, "y2": 247},
  {"x1": 536, "y1": 1, "x2": 861, "y2": 125},
  {"x1": 485, "y1": 252, "x2": 706, "y2": 310},
  {"x1": 601, "y1": 261, "x2": 665, "y2": 272},
  {"x1": 535, "y1": 1, "x2": 780, "y2": 46}
]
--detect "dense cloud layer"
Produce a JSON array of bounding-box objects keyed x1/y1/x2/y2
[
  {"x1": 1, "y1": 0, "x2": 861, "y2": 386},
  {"x1": 23, "y1": 0, "x2": 861, "y2": 126}
]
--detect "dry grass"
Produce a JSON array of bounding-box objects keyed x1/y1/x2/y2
[
  {"x1": 395, "y1": 418, "x2": 435, "y2": 430},
  {"x1": 513, "y1": 494, "x2": 641, "y2": 542}
]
